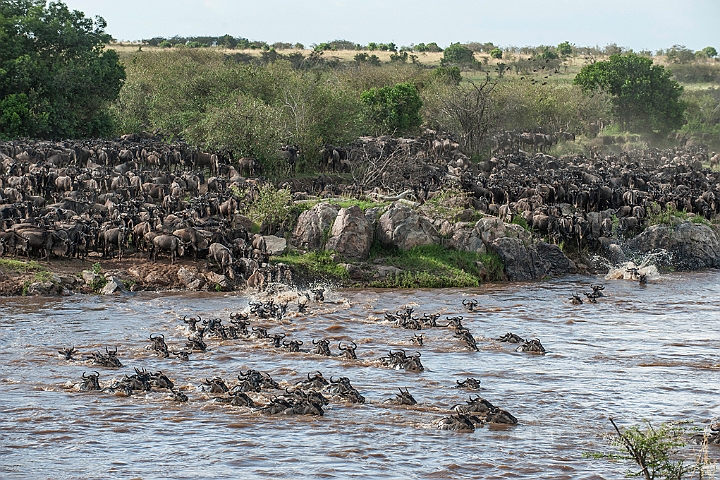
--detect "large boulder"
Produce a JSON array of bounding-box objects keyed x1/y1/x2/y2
[
  {"x1": 325, "y1": 206, "x2": 373, "y2": 261},
  {"x1": 292, "y1": 203, "x2": 340, "y2": 250},
  {"x1": 475, "y1": 217, "x2": 531, "y2": 244},
  {"x1": 489, "y1": 239, "x2": 575, "y2": 281},
  {"x1": 445, "y1": 222, "x2": 486, "y2": 255},
  {"x1": 263, "y1": 235, "x2": 287, "y2": 255},
  {"x1": 377, "y1": 202, "x2": 440, "y2": 250},
  {"x1": 626, "y1": 221, "x2": 720, "y2": 270}
]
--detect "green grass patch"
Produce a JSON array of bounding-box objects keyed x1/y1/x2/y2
[
  {"x1": 479, "y1": 252, "x2": 505, "y2": 281},
  {"x1": 511, "y1": 214, "x2": 530, "y2": 231},
  {"x1": 274, "y1": 250, "x2": 350, "y2": 280},
  {"x1": 326, "y1": 199, "x2": 387, "y2": 211},
  {"x1": 368, "y1": 243, "x2": 494, "y2": 288},
  {"x1": 0, "y1": 258, "x2": 46, "y2": 274},
  {"x1": 645, "y1": 202, "x2": 711, "y2": 227}
]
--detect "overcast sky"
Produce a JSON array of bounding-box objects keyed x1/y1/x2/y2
[{"x1": 61, "y1": 0, "x2": 718, "y2": 52}]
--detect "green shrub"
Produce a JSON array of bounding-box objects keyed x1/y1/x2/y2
[
  {"x1": 441, "y1": 43, "x2": 477, "y2": 65},
  {"x1": 511, "y1": 215, "x2": 530, "y2": 231},
  {"x1": 239, "y1": 183, "x2": 292, "y2": 228},
  {"x1": 360, "y1": 82, "x2": 423, "y2": 135},
  {"x1": 585, "y1": 419, "x2": 710, "y2": 480}
]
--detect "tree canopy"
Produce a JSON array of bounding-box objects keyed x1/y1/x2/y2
[
  {"x1": 441, "y1": 43, "x2": 476, "y2": 66},
  {"x1": 0, "y1": 0, "x2": 125, "y2": 139},
  {"x1": 360, "y1": 82, "x2": 423, "y2": 135},
  {"x1": 573, "y1": 53, "x2": 686, "y2": 134}
]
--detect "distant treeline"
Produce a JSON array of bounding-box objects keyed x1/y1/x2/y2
[{"x1": 140, "y1": 36, "x2": 718, "y2": 61}]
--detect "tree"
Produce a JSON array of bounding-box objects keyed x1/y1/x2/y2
[
  {"x1": 573, "y1": 53, "x2": 686, "y2": 134},
  {"x1": 557, "y1": 41, "x2": 573, "y2": 56},
  {"x1": 360, "y1": 82, "x2": 422, "y2": 134},
  {"x1": 434, "y1": 77, "x2": 496, "y2": 154},
  {"x1": 0, "y1": 0, "x2": 125, "y2": 139},
  {"x1": 489, "y1": 48, "x2": 503, "y2": 59},
  {"x1": 666, "y1": 44, "x2": 695, "y2": 64},
  {"x1": 441, "y1": 43, "x2": 477, "y2": 66},
  {"x1": 585, "y1": 419, "x2": 709, "y2": 480},
  {"x1": 700, "y1": 46, "x2": 717, "y2": 58}
]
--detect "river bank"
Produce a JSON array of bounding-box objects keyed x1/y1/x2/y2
[{"x1": 1, "y1": 212, "x2": 717, "y2": 297}]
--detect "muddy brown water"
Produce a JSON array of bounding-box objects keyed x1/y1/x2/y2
[{"x1": 2, "y1": 270, "x2": 720, "y2": 479}]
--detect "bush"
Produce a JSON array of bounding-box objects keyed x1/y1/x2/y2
[
  {"x1": 432, "y1": 66, "x2": 462, "y2": 86},
  {"x1": 557, "y1": 41, "x2": 573, "y2": 56},
  {"x1": 441, "y1": 43, "x2": 477, "y2": 65},
  {"x1": 361, "y1": 82, "x2": 423, "y2": 135},
  {"x1": 239, "y1": 183, "x2": 292, "y2": 228},
  {"x1": 585, "y1": 419, "x2": 709, "y2": 480},
  {"x1": 489, "y1": 48, "x2": 503, "y2": 59}
]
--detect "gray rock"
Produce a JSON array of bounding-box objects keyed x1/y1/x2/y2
[
  {"x1": 489, "y1": 238, "x2": 575, "y2": 281},
  {"x1": 475, "y1": 217, "x2": 530, "y2": 245},
  {"x1": 535, "y1": 242, "x2": 577, "y2": 276},
  {"x1": 59, "y1": 275, "x2": 79, "y2": 287},
  {"x1": 374, "y1": 265, "x2": 404, "y2": 280},
  {"x1": 100, "y1": 275, "x2": 126, "y2": 295},
  {"x1": 263, "y1": 235, "x2": 287, "y2": 255},
  {"x1": 26, "y1": 281, "x2": 52, "y2": 296},
  {"x1": 325, "y1": 205, "x2": 373, "y2": 261},
  {"x1": 627, "y1": 222, "x2": 720, "y2": 270},
  {"x1": 365, "y1": 207, "x2": 383, "y2": 236},
  {"x1": 82, "y1": 270, "x2": 101, "y2": 286},
  {"x1": 377, "y1": 202, "x2": 440, "y2": 250},
  {"x1": 144, "y1": 271, "x2": 171, "y2": 287},
  {"x1": 177, "y1": 267, "x2": 199, "y2": 286},
  {"x1": 186, "y1": 278, "x2": 206, "y2": 291},
  {"x1": 205, "y1": 272, "x2": 228, "y2": 289},
  {"x1": 446, "y1": 222, "x2": 487, "y2": 255},
  {"x1": 292, "y1": 203, "x2": 340, "y2": 250}
]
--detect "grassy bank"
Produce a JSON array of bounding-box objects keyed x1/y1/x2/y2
[{"x1": 274, "y1": 244, "x2": 505, "y2": 289}]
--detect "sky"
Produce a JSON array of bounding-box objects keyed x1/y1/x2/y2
[{"x1": 60, "y1": 0, "x2": 719, "y2": 52}]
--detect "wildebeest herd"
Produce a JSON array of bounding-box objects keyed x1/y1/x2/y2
[
  {"x1": 61, "y1": 292, "x2": 545, "y2": 431},
  {"x1": 0, "y1": 130, "x2": 715, "y2": 292}
]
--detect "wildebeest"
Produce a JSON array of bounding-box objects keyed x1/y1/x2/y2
[
  {"x1": 208, "y1": 242, "x2": 234, "y2": 278},
  {"x1": 151, "y1": 234, "x2": 185, "y2": 264}
]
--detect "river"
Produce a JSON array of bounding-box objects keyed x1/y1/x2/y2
[{"x1": 1, "y1": 269, "x2": 720, "y2": 479}]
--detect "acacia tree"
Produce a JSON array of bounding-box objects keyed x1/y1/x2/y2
[
  {"x1": 0, "y1": 0, "x2": 125, "y2": 139},
  {"x1": 574, "y1": 53, "x2": 686, "y2": 134}
]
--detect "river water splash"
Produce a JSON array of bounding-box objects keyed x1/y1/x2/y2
[{"x1": 2, "y1": 270, "x2": 720, "y2": 479}]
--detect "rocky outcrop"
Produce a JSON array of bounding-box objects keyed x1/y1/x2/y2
[
  {"x1": 325, "y1": 206, "x2": 373, "y2": 261},
  {"x1": 377, "y1": 202, "x2": 440, "y2": 250},
  {"x1": 292, "y1": 203, "x2": 340, "y2": 250},
  {"x1": 627, "y1": 221, "x2": 720, "y2": 270},
  {"x1": 488, "y1": 239, "x2": 575, "y2": 281}
]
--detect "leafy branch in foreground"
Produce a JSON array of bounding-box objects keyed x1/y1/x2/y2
[{"x1": 585, "y1": 418, "x2": 713, "y2": 480}]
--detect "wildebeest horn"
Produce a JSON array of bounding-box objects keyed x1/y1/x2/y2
[
  {"x1": 338, "y1": 342, "x2": 346, "y2": 350},
  {"x1": 312, "y1": 339, "x2": 319, "y2": 345}
]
